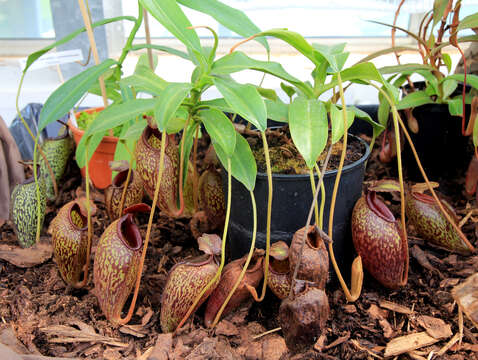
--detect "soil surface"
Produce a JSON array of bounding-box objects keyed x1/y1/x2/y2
[
  {"x1": 1, "y1": 132, "x2": 478, "y2": 359},
  {"x1": 249, "y1": 126, "x2": 365, "y2": 174}
]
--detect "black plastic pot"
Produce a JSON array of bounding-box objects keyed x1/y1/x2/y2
[
  {"x1": 225, "y1": 134, "x2": 370, "y2": 282},
  {"x1": 402, "y1": 82, "x2": 471, "y2": 181}
]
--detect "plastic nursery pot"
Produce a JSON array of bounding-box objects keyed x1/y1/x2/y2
[
  {"x1": 68, "y1": 107, "x2": 118, "y2": 189},
  {"x1": 226, "y1": 133, "x2": 370, "y2": 283},
  {"x1": 402, "y1": 82, "x2": 471, "y2": 181}
]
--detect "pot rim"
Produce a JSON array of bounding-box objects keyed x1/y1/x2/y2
[
  {"x1": 255, "y1": 133, "x2": 370, "y2": 181},
  {"x1": 68, "y1": 107, "x2": 119, "y2": 143}
]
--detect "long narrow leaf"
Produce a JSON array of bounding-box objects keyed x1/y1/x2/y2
[
  {"x1": 130, "y1": 43, "x2": 190, "y2": 61},
  {"x1": 177, "y1": 0, "x2": 269, "y2": 52},
  {"x1": 214, "y1": 77, "x2": 267, "y2": 131},
  {"x1": 289, "y1": 97, "x2": 328, "y2": 169},
  {"x1": 139, "y1": 0, "x2": 203, "y2": 57},
  {"x1": 396, "y1": 91, "x2": 433, "y2": 110},
  {"x1": 120, "y1": 65, "x2": 168, "y2": 96},
  {"x1": 154, "y1": 82, "x2": 192, "y2": 131},
  {"x1": 330, "y1": 104, "x2": 355, "y2": 143},
  {"x1": 215, "y1": 132, "x2": 257, "y2": 191},
  {"x1": 200, "y1": 108, "x2": 236, "y2": 157},
  {"x1": 85, "y1": 99, "x2": 156, "y2": 136},
  {"x1": 24, "y1": 16, "x2": 135, "y2": 73},
  {"x1": 39, "y1": 59, "x2": 116, "y2": 131}
]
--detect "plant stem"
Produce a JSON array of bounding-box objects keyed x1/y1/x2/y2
[
  {"x1": 33, "y1": 140, "x2": 41, "y2": 244},
  {"x1": 118, "y1": 4, "x2": 144, "y2": 67},
  {"x1": 327, "y1": 72, "x2": 363, "y2": 301},
  {"x1": 118, "y1": 142, "x2": 136, "y2": 217},
  {"x1": 210, "y1": 190, "x2": 257, "y2": 327},
  {"x1": 118, "y1": 130, "x2": 167, "y2": 325},
  {"x1": 74, "y1": 146, "x2": 92, "y2": 288},
  {"x1": 255, "y1": 131, "x2": 273, "y2": 302},
  {"x1": 16, "y1": 71, "x2": 58, "y2": 198},
  {"x1": 309, "y1": 169, "x2": 320, "y2": 227},
  {"x1": 192, "y1": 126, "x2": 200, "y2": 212},
  {"x1": 313, "y1": 163, "x2": 326, "y2": 229},
  {"x1": 174, "y1": 158, "x2": 232, "y2": 333},
  {"x1": 289, "y1": 146, "x2": 332, "y2": 297}
]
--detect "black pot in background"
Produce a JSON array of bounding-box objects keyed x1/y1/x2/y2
[
  {"x1": 225, "y1": 134, "x2": 370, "y2": 283},
  {"x1": 402, "y1": 82, "x2": 471, "y2": 181},
  {"x1": 349, "y1": 104, "x2": 377, "y2": 138}
]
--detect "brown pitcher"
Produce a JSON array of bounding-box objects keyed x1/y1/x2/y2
[
  {"x1": 49, "y1": 199, "x2": 91, "y2": 286},
  {"x1": 93, "y1": 203, "x2": 150, "y2": 325},
  {"x1": 289, "y1": 226, "x2": 329, "y2": 289},
  {"x1": 279, "y1": 280, "x2": 329, "y2": 353},
  {"x1": 351, "y1": 191, "x2": 407, "y2": 289},
  {"x1": 160, "y1": 234, "x2": 221, "y2": 333},
  {"x1": 204, "y1": 249, "x2": 264, "y2": 327},
  {"x1": 135, "y1": 126, "x2": 180, "y2": 217},
  {"x1": 105, "y1": 164, "x2": 144, "y2": 221}
]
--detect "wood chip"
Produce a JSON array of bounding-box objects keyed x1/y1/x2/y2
[
  {"x1": 119, "y1": 325, "x2": 146, "y2": 338},
  {"x1": 436, "y1": 333, "x2": 460, "y2": 357},
  {"x1": 343, "y1": 304, "x2": 357, "y2": 314},
  {"x1": 384, "y1": 332, "x2": 439, "y2": 357},
  {"x1": 452, "y1": 273, "x2": 478, "y2": 328},
  {"x1": 40, "y1": 325, "x2": 128, "y2": 347},
  {"x1": 350, "y1": 339, "x2": 383, "y2": 359},
  {"x1": 379, "y1": 300, "x2": 413, "y2": 315},
  {"x1": 323, "y1": 332, "x2": 350, "y2": 350},
  {"x1": 416, "y1": 315, "x2": 452, "y2": 340}
]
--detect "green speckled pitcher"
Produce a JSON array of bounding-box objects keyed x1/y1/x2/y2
[
  {"x1": 40, "y1": 128, "x2": 74, "y2": 199},
  {"x1": 10, "y1": 168, "x2": 46, "y2": 248}
]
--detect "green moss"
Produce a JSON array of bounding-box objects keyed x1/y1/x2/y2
[{"x1": 77, "y1": 110, "x2": 122, "y2": 137}]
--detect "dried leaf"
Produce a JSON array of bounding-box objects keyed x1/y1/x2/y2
[
  {"x1": 270, "y1": 241, "x2": 289, "y2": 261},
  {"x1": 0, "y1": 242, "x2": 52, "y2": 268},
  {"x1": 198, "y1": 234, "x2": 222, "y2": 255},
  {"x1": 40, "y1": 325, "x2": 128, "y2": 347},
  {"x1": 416, "y1": 315, "x2": 452, "y2": 340}
]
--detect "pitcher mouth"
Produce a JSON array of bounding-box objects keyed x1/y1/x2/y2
[
  {"x1": 142, "y1": 126, "x2": 169, "y2": 151},
  {"x1": 21, "y1": 165, "x2": 42, "y2": 185},
  {"x1": 117, "y1": 214, "x2": 143, "y2": 251},
  {"x1": 112, "y1": 169, "x2": 133, "y2": 188},
  {"x1": 69, "y1": 202, "x2": 88, "y2": 231},
  {"x1": 45, "y1": 125, "x2": 70, "y2": 141},
  {"x1": 366, "y1": 191, "x2": 396, "y2": 223}
]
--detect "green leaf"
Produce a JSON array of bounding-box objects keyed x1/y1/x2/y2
[
  {"x1": 166, "y1": 108, "x2": 188, "y2": 134},
  {"x1": 120, "y1": 64, "x2": 168, "y2": 95},
  {"x1": 288, "y1": 97, "x2": 328, "y2": 169},
  {"x1": 442, "y1": 53, "x2": 452, "y2": 73},
  {"x1": 211, "y1": 51, "x2": 312, "y2": 96},
  {"x1": 24, "y1": 16, "x2": 135, "y2": 73},
  {"x1": 442, "y1": 79, "x2": 458, "y2": 99},
  {"x1": 75, "y1": 132, "x2": 103, "y2": 168},
  {"x1": 257, "y1": 87, "x2": 278, "y2": 101},
  {"x1": 378, "y1": 91, "x2": 391, "y2": 128},
  {"x1": 177, "y1": 0, "x2": 269, "y2": 52},
  {"x1": 135, "y1": 53, "x2": 158, "y2": 71},
  {"x1": 39, "y1": 59, "x2": 116, "y2": 132},
  {"x1": 265, "y1": 99, "x2": 288, "y2": 123},
  {"x1": 215, "y1": 132, "x2": 257, "y2": 191},
  {"x1": 120, "y1": 118, "x2": 148, "y2": 141},
  {"x1": 179, "y1": 122, "x2": 198, "y2": 186},
  {"x1": 130, "y1": 43, "x2": 190, "y2": 61},
  {"x1": 396, "y1": 91, "x2": 433, "y2": 110},
  {"x1": 433, "y1": 0, "x2": 448, "y2": 26},
  {"x1": 119, "y1": 83, "x2": 135, "y2": 102},
  {"x1": 280, "y1": 82, "x2": 296, "y2": 98},
  {"x1": 349, "y1": 106, "x2": 385, "y2": 135},
  {"x1": 330, "y1": 104, "x2": 355, "y2": 144},
  {"x1": 198, "y1": 98, "x2": 232, "y2": 113},
  {"x1": 443, "y1": 74, "x2": 478, "y2": 91},
  {"x1": 86, "y1": 99, "x2": 156, "y2": 136},
  {"x1": 379, "y1": 63, "x2": 436, "y2": 75},
  {"x1": 415, "y1": 70, "x2": 438, "y2": 95},
  {"x1": 139, "y1": 0, "x2": 203, "y2": 56},
  {"x1": 448, "y1": 98, "x2": 463, "y2": 116},
  {"x1": 88, "y1": 83, "x2": 122, "y2": 102},
  {"x1": 200, "y1": 108, "x2": 236, "y2": 157},
  {"x1": 458, "y1": 13, "x2": 478, "y2": 31},
  {"x1": 256, "y1": 29, "x2": 318, "y2": 66},
  {"x1": 154, "y1": 82, "x2": 192, "y2": 131},
  {"x1": 213, "y1": 77, "x2": 267, "y2": 131},
  {"x1": 312, "y1": 43, "x2": 349, "y2": 72}
]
